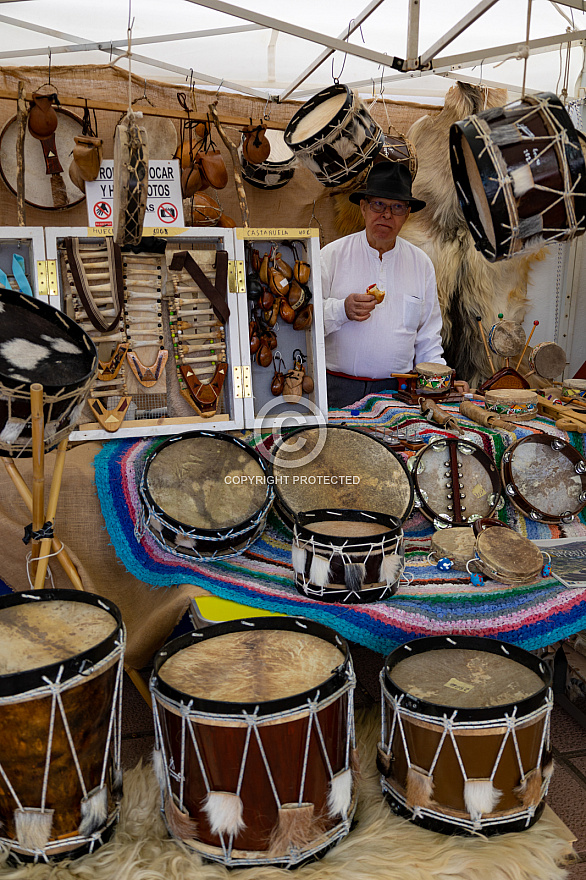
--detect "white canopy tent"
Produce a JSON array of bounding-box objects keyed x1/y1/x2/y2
[{"x1": 0, "y1": 0, "x2": 584, "y2": 375}]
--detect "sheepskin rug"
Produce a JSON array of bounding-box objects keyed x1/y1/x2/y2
[{"x1": 0, "y1": 709, "x2": 575, "y2": 880}]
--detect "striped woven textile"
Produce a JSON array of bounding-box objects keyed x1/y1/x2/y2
[{"x1": 93, "y1": 395, "x2": 586, "y2": 654}]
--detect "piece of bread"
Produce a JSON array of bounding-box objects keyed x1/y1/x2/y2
[{"x1": 367, "y1": 283, "x2": 385, "y2": 304}]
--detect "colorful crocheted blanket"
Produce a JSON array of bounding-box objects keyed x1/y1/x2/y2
[{"x1": 94, "y1": 396, "x2": 586, "y2": 654}]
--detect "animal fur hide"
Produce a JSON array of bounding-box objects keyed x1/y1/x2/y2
[{"x1": 332, "y1": 83, "x2": 545, "y2": 385}]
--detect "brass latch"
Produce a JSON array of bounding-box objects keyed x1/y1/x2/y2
[
  {"x1": 37, "y1": 260, "x2": 59, "y2": 299},
  {"x1": 228, "y1": 260, "x2": 246, "y2": 294},
  {"x1": 233, "y1": 365, "x2": 252, "y2": 398}
]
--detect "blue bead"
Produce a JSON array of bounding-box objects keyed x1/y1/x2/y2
[
  {"x1": 542, "y1": 565, "x2": 552, "y2": 577},
  {"x1": 400, "y1": 383, "x2": 407, "y2": 390},
  {"x1": 437, "y1": 557, "x2": 453, "y2": 571},
  {"x1": 470, "y1": 573, "x2": 484, "y2": 586}
]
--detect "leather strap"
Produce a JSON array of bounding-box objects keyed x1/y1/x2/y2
[
  {"x1": 65, "y1": 237, "x2": 124, "y2": 333},
  {"x1": 169, "y1": 250, "x2": 230, "y2": 324}
]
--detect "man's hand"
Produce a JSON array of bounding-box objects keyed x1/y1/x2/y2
[
  {"x1": 344, "y1": 293, "x2": 376, "y2": 322},
  {"x1": 454, "y1": 379, "x2": 471, "y2": 394}
]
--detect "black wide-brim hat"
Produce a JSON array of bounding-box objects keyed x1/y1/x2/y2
[{"x1": 349, "y1": 163, "x2": 426, "y2": 212}]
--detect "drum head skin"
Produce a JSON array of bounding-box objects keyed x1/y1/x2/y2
[
  {"x1": 502, "y1": 435, "x2": 586, "y2": 522},
  {"x1": 431, "y1": 527, "x2": 477, "y2": 570},
  {"x1": 144, "y1": 433, "x2": 270, "y2": 531},
  {"x1": 476, "y1": 527, "x2": 543, "y2": 583},
  {"x1": 271, "y1": 426, "x2": 414, "y2": 524},
  {"x1": 0, "y1": 108, "x2": 86, "y2": 210}
]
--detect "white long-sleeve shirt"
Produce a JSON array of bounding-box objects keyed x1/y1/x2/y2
[{"x1": 321, "y1": 230, "x2": 446, "y2": 379}]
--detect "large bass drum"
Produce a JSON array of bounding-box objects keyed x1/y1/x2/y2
[
  {"x1": 0, "y1": 590, "x2": 125, "y2": 861},
  {"x1": 0, "y1": 288, "x2": 97, "y2": 456},
  {"x1": 450, "y1": 92, "x2": 586, "y2": 261},
  {"x1": 284, "y1": 83, "x2": 383, "y2": 187},
  {"x1": 379, "y1": 635, "x2": 553, "y2": 835},
  {"x1": 151, "y1": 617, "x2": 356, "y2": 867},
  {"x1": 139, "y1": 431, "x2": 274, "y2": 559}
]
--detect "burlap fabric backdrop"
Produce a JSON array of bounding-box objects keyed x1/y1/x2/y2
[{"x1": 0, "y1": 64, "x2": 439, "y2": 242}]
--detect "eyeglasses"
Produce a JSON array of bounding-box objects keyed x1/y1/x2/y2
[{"x1": 366, "y1": 199, "x2": 410, "y2": 217}]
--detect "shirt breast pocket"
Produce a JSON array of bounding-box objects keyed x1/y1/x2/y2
[{"x1": 403, "y1": 295, "x2": 422, "y2": 333}]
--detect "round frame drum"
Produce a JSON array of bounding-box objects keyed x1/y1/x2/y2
[
  {"x1": 501, "y1": 434, "x2": 586, "y2": 523},
  {"x1": 430, "y1": 527, "x2": 477, "y2": 571},
  {"x1": 150, "y1": 617, "x2": 357, "y2": 867},
  {"x1": 379, "y1": 635, "x2": 553, "y2": 835},
  {"x1": 450, "y1": 91, "x2": 586, "y2": 262},
  {"x1": 415, "y1": 362, "x2": 454, "y2": 395},
  {"x1": 292, "y1": 508, "x2": 404, "y2": 604},
  {"x1": 488, "y1": 321, "x2": 526, "y2": 358},
  {"x1": 270, "y1": 425, "x2": 414, "y2": 525},
  {"x1": 528, "y1": 341, "x2": 567, "y2": 379},
  {"x1": 0, "y1": 590, "x2": 125, "y2": 861},
  {"x1": 0, "y1": 288, "x2": 98, "y2": 456},
  {"x1": 284, "y1": 83, "x2": 384, "y2": 187},
  {"x1": 240, "y1": 129, "x2": 296, "y2": 190},
  {"x1": 410, "y1": 437, "x2": 502, "y2": 527},
  {"x1": 140, "y1": 431, "x2": 274, "y2": 559},
  {"x1": 374, "y1": 132, "x2": 418, "y2": 179},
  {"x1": 0, "y1": 108, "x2": 86, "y2": 210},
  {"x1": 473, "y1": 526, "x2": 544, "y2": 585}
]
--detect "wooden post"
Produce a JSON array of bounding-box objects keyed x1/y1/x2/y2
[
  {"x1": 30, "y1": 384, "x2": 45, "y2": 583},
  {"x1": 16, "y1": 80, "x2": 27, "y2": 226},
  {"x1": 209, "y1": 100, "x2": 249, "y2": 227},
  {"x1": 34, "y1": 437, "x2": 68, "y2": 590}
]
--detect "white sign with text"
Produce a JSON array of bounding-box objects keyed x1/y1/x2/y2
[{"x1": 86, "y1": 159, "x2": 184, "y2": 230}]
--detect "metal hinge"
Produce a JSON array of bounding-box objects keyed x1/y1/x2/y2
[
  {"x1": 233, "y1": 365, "x2": 252, "y2": 398},
  {"x1": 37, "y1": 260, "x2": 59, "y2": 298},
  {"x1": 228, "y1": 260, "x2": 246, "y2": 293}
]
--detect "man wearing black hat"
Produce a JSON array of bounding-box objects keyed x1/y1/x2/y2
[{"x1": 322, "y1": 162, "x2": 449, "y2": 408}]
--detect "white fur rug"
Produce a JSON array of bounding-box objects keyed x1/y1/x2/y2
[{"x1": 0, "y1": 709, "x2": 576, "y2": 880}]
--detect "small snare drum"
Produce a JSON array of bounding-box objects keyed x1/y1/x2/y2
[
  {"x1": 484, "y1": 388, "x2": 538, "y2": 420},
  {"x1": 415, "y1": 363, "x2": 454, "y2": 394},
  {"x1": 410, "y1": 437, "x2": 502, "y2": 527},
  {"x1": 501, "y1": 434, "x2": 586, "y2": 523},
  {"x1": 380, "y1": 635, "x2": 553, "y2": 835},
  {"x1": 527, "y1": 341, "x2": 567, "y2": 380},
  {"x1": 472, "y1": 525, "x2": 545, "y2": 585},
  {"x1": 0, "y1": 590, "x2": 125, "y2": 861},
  {"x1": 284, "y1": 83, "x2": 383, "y2": 187},
  {"x1": 292, "y1": 508, "x2": 404, "y2": 604},
  {"x1": 488, "y1": 321, "x2": 526, "y2": 358},
  {"x1": 151, "y1": 617, "x2": 356, "y2": 867},
  {"x1": 430, "y1": 527, "x2": 477, "y2": 571},
  {"x1": 239, "y1": 129, "x2": 297, "y2": 190},
  {"x1": 139, "y1": 431, "x2": 274, "y2": 559}
]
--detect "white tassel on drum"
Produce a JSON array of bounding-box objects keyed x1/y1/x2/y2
[
  {"x1": 331, "y1": 136, "x2": 356, "y2": 160},
  {"x1": 79, "y1": 785, "x2": 109, "y2": 836},
  {"x1": 291, "y1": 542, "x2": 306, "y2": 576},
  {"x1": 0, "y1": 418, "x2": 26, "y2": 446},
  {"x1": 309, "y1": 555, "x2": 331, "y2": 588},
  {"x1": 351, "y1": 117, "x2": 368, "y2": 146},
  {"x1": 327, "y1": 768, "x2": 353, "y2": 818},
  {"x1": 379, "y1": 553, "x2": 403, "y2": 586},
  {"x1": 152, "y1": 747, "x2": 166, "y2": 792},
  {"x1": 344, "y1": 562, "x2": 366, "y2": 593},
  {"x1": 299, "y1": 154, "x2": 323, "y2": 177},
  {"x1": 165, "y1": 794, "x2": 199, "y2": 840},
  {"x1": 510, "y1": 164, "x2": 534, "y2": 198},
  {"x1": 541, "y1": 755, "x2": 554, "y2": 797},
  {"x1": 464, "y1": 779, "x2": 501, "y2": 820},
  {"x1": 173, "y1": 533, "x2": 196, "y2": 550},
  {"x1": 203, "y1": 791, "x2": 245, "y2": 838},
  {"x1": 514, "y1": 767, "x2": 542, "y2": 808},
  {"x1": 14, "y1": 808, "x2": 54, "y2": 850}
]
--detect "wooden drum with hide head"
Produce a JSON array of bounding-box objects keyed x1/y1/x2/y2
[
  {"x1": 139, "y1": 431, "x2": 274, "y2": 559},
  {"x1": 150, "y1": 617, "x2": 356, "y2": 867},
  {"x1": 430, "y1": 527, "x2": 477, "y2": 571},
  {"x1": 472, "y1": 524, "x2": 544, "y2": 585},
  {"x1": 528, "y1": 341, "x2": 567, "y2": 380},
  {"x1": 270, "y1": 425, "x2": 414, "y2": 526},
  {"x1": 415, "y1": 362, "x2": 454, "y2": 394},
  {"x1": 488, "y1": 321, "x2": 526, "y2": 358},
  {"x1": 484, "y1": 388, "x2": 538, "y2": 420},
  {"x1": 0, "y1": 288, "x2": 97, "y2": 456},
  {"x1": 0, "y1": 590, "x2": 125, "y2": 861},
  {"x1": 292, "y1": 508, "x2": 404, "y2": 603},
  {"x1": 501, "y1": 434, "x2": 586, "y2": 523},
  {"x1": 284, "y1": 83, "x2": 383, "y2": 187},
  {"x1": 379, "y1": 635, "x2": 553, "y2": 835},
  {"x1": 450, "y1": 91, "x2": 586, "y2": 262}
]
